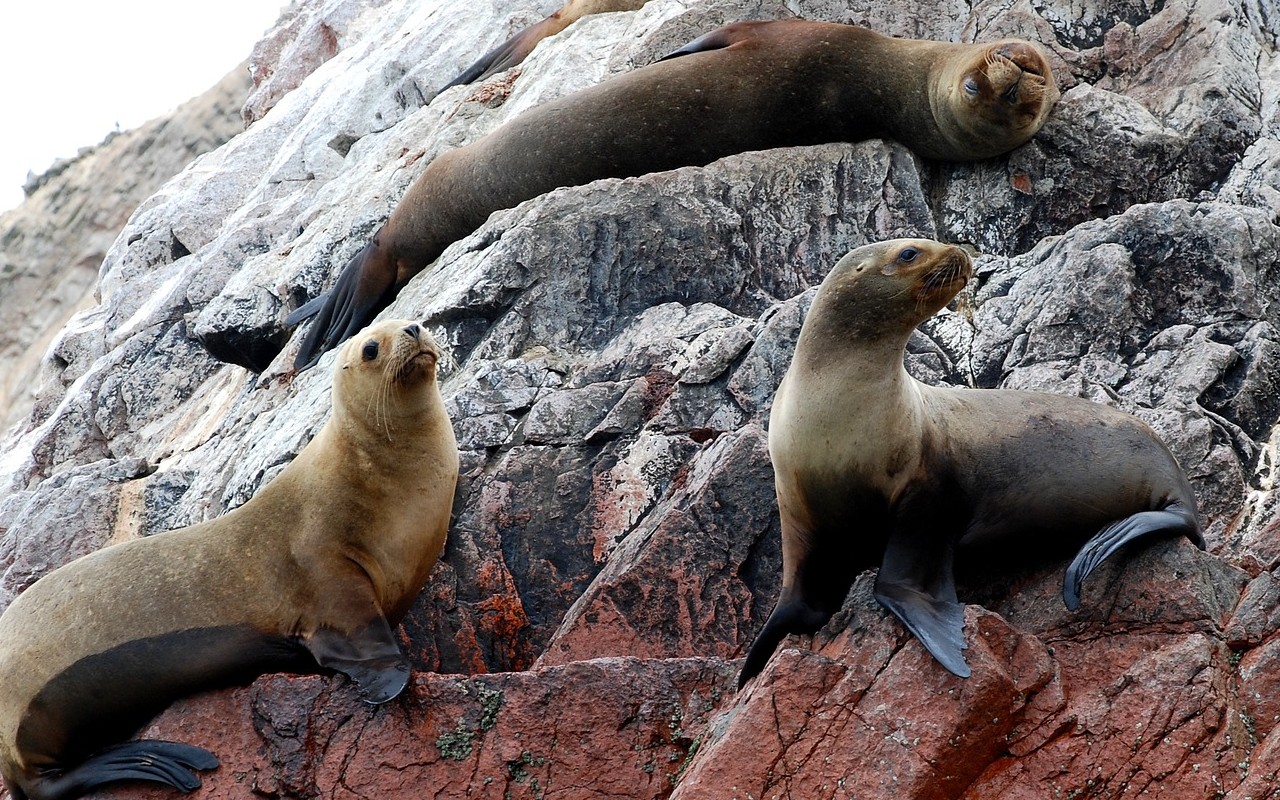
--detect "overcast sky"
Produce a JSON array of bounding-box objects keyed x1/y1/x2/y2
[{"x1": 0, "y1": 2, "x2": 286, "y2": 213}]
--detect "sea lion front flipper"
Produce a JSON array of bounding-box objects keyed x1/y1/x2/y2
[
  {"x1": 738, "y1": 587, "x2": 828, "y2": 688},
  {"x1": 872, "y1": 494, "x2": 970, "y2": 677},
  {"x1": 33, "y1": 740, "x2": 219, "y2": 799},
  {"x1": 291, "y1": 239, "x2": 397, "y2": 371},
  {"x1": 873, "y1": 576, "x2": 969, "y2": 677},
  {"x1": 1062, "y1": 501, "x2": 1204, "y2": 611},
  {"x1": 657, "y1": 22, "x2": 756, "y2": 61},
  {"x1": 306, "y1": 615, "x2": 411, "y2": 705}
]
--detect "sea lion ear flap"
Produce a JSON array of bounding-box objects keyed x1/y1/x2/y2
[{"x1": 306, "y1": 617, "x2": 411, "y2": 705}]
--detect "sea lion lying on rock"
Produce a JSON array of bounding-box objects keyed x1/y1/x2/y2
[{"x1": 287, "y1": 20, "x2": 1059, "y2": 369}]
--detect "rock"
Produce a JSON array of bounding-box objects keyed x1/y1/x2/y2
[
  {"x1": 0, "y1": 65, "x2": 252, "y2": 441},
  {"x1": 2, "y1": 0, "x2": 1280, "y2": 797},
  {"x1": 89, "y1": 657, "x2": 735, "y2": 800}
]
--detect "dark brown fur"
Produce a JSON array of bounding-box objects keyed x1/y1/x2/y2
[{"x1": 288, "y1": 21, "x2": 1059, "y2": 368}]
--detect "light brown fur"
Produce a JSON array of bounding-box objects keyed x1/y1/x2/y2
[
  {"x1": 0, "y1": 320, "x2": 458, "y2": 800},
  {"x1": 740, "y1": 239, "x2": 1202, "y2": 685}
]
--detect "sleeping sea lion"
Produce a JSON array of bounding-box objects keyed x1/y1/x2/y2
[
  {"x1": 287, "y1": 20, "x2": 1059, "y2": 369},
  {"x1": 738, "y1": 239, "x2": 1204, "y2": 685}
]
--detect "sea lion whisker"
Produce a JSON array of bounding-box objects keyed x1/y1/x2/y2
[{"x1": 740, "y1": 238, "x2": 1202, "y2": 689}]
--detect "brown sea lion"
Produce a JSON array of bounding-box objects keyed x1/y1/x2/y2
[
  {"x1": 434, "y1": 0, "x2": 652, "y2": 97},
  {"x1": 287, "y1": 20, "x2": 1059, "y2": 369},
  {"x1": 738, "y1": 239, "x2": 1204, "y2": 685},
  {"x1": 0, "y1": 320, "x2": 459, "y2": 800}
]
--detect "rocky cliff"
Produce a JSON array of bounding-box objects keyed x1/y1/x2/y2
[
  {"x1": 1, "y1": 0, "x2": 1278, "y2": 798},
  {"x1": 0, "y1": 65, "x2": 253, "y2": 440}
]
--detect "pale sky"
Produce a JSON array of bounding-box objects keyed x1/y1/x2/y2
[{"x1": 0, "y1": 2, "x2": 286, "y2": 213}]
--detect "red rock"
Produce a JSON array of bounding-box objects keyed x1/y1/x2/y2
[
  {"x1": 537, "y1": 427, "x2": 780, "y2": 667},
  {"x1": 85, "y1": 657, "x2": 734, "y2": 800}
]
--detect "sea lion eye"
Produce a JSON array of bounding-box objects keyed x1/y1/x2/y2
[
  {"x1": 899, "y1": 248, "x2": 920, "y2": 263},
  {"x1": 362, "y1": 341, "x2": 379, "y2": 361},
  {"x1": 963, "y1": 77, "x2": 980, "y2": 96}
]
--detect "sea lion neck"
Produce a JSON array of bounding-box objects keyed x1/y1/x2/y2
[
  {"x1": 794, "y1": 319, "x2": 913, "y2": 379},
  {"x1": 329, "y1": 381, "x2": 446, "y2": 455},
  {"x1": 794, "y1": 280, "x2": 919, "y2": 377}
]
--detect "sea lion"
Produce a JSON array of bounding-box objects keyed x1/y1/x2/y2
[
  {"x1": 434, "y1": 0, "x2": 651, "y2": 97},
  {"x1": 287, "y1": 20, "x2": 1059, "y2": 369},
  {"x1": 738, "y1": 239, "x2": 1204, "y2": 686},
  {"x1": 0, "y1": 319, "x2": 459, "y2": 800}
]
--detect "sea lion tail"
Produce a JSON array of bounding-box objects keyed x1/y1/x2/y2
[
  {"x1": 27, "y1": 740, "x2": 218, "y2": 800},
  {"x1": 1062, "y1": 501, "x2": 1204, "y2": 611},
  {"x1": 289, "y1": 240, "x2": 394, "y2": 371}
]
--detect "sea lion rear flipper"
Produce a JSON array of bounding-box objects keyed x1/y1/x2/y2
[
  {"x1": 657, "y1": 23, "x2": 751, "y2": 61},
  {"x1": 1062, "y1": 501, "x2": 1204, "y2": 611},
  {"x1": 437, "y1": 15, "x2": 565, "y2": 95},
  {"x1": 31, "y1": 740, "x2": 218, "y2": 799},
  {"x1": 284, "y1": 293, "x2": 328, "y2": 326},
  {"x1": 291, "y1": 240, "x2": 396, "y2": 371},
  {"x1": 306, "y1": 616, "x2": 411, "y2": 705}
]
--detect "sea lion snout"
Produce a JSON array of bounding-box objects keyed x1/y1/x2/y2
[
  {"x1": 402, "y1": 323, "x2": 422, "y2": 340},
  {"x1": 916, "y1": 245, "x2": 972, "y2": 305},
  {"x1": 992, "y1": 42, "x2": 1046, "y2": 77}
]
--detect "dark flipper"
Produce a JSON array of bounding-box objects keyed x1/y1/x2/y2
[
  {"x1": 1062, "y1": 501, "x2": 1204, "y2": 611},
  {"x1": 306, "y1": 616, "x2": 411, "y2": 705},
  {"x1": 435, "y1": 15, "x2": 564, "y2": 97},
  {"x1": 738, "y1": 590, "x2": 829, "y2": 688},
  {"x1": 29, "y1": 740, "x2": 218, "y2": 800},
  {"x1": 289, "y1": 239, "x2": 398, "y2": 371},
  {"x1": 872, "y1": 480, "x2": 970, "y2": 678},
  {"x1": 284, "y1": 292, "x2": 327, "y2": 326},
  {"x1": 657, "y1": 23, "x2": 753, "y2": 62},
  {"x1": 873, "y1": 578, "x2": 970, "y2": 678}
]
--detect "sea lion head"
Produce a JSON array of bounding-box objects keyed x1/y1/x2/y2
[
  {"x1": 813, "y1": 239, "x2": 973, "y2": 341},
  {"x1": 931, "y1": 39, "x2": 1059, "y2": 158},
  {"x1": 332, "y1": 319, "x2": 447, "y2": 429}
]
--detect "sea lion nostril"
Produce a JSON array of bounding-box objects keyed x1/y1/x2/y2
[{"x1": 403, "y1": 324, "x2": 421, "y2": 339}]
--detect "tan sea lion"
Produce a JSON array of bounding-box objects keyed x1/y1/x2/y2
[
  {"x1": 434, "y1": 0, "x2": 651, "y2": 96},
  {"x1": 287, "y1": 20, "x2": 1059, "y2": 369},
  {"x1": 738, "y1": 239, "x2": 1204, "y2": 685},
  {"x1": 0, "y1": 320, "x2": 459, "y2": 800}
]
